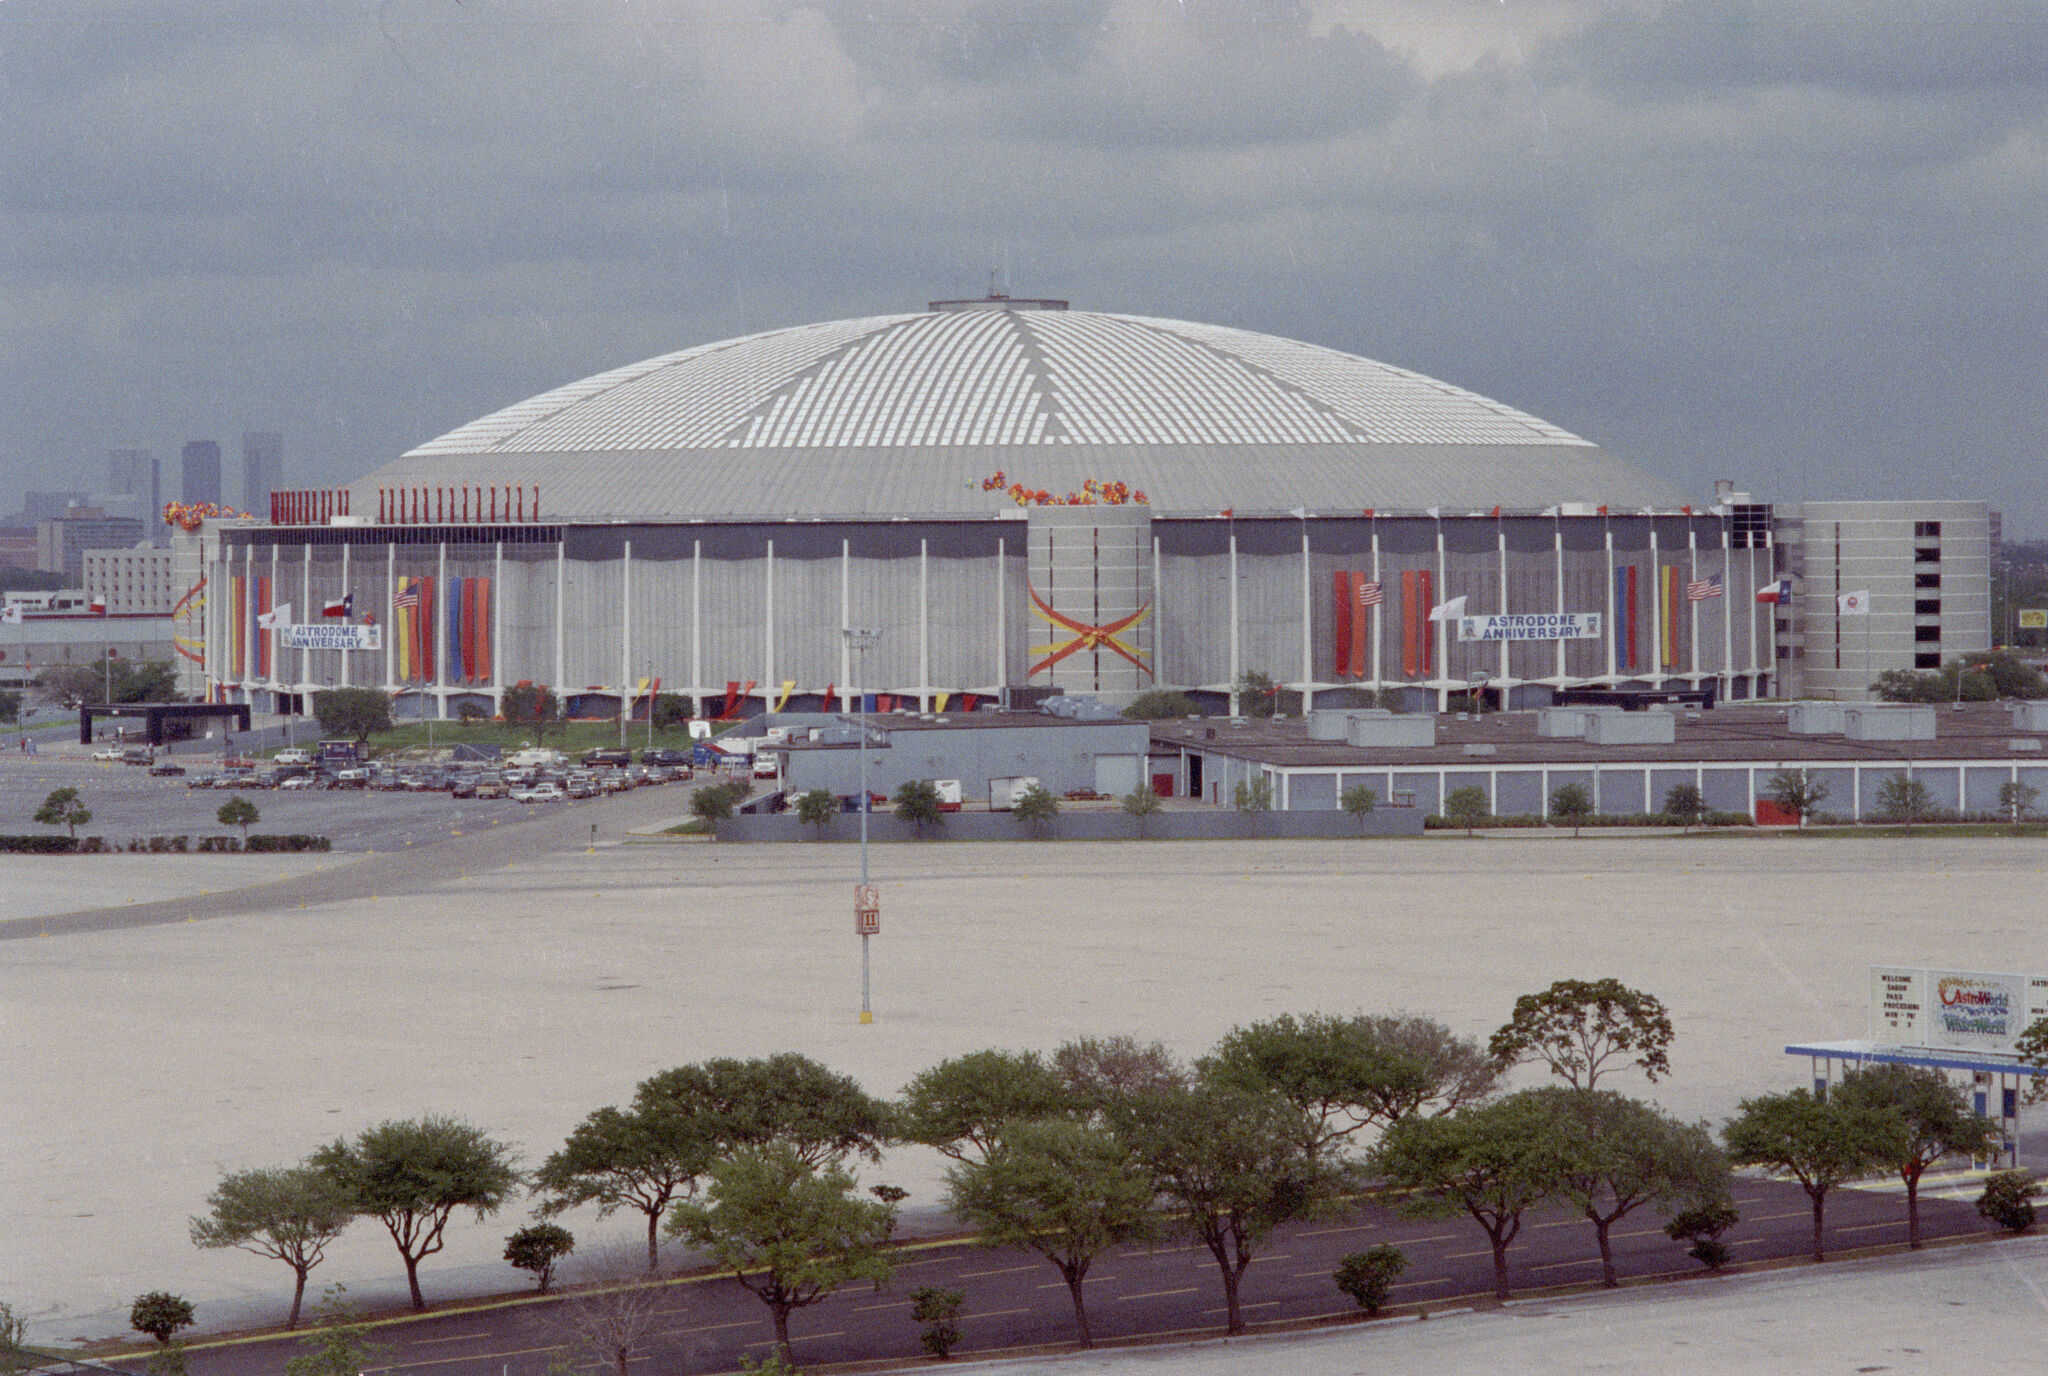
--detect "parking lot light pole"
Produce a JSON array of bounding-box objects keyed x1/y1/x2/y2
[{"x1": 844, "y1": 627, "x2": 880, "y2": 1025}]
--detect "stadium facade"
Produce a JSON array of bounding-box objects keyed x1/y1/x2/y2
[{"x1": 172, "y1": 295, "x2": 1790, "y2": 719}]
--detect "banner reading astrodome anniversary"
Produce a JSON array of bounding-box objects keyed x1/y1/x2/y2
[
  {"x1": 279, "y1": 624, "x2": 381, "y2": 651},
  {"x1": 1457, "y1": 613, "x2": 1603, "y2": 642}
]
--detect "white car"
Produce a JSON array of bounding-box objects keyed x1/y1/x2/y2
[
  {"x1": 274, "y1": 748, "x2": 313, "y2": 765},
  {"x1": 279, "y1": 775, "x2": 317, "y2": 790},
  {"x1": 91, "y1": 745, "x2": 125, "y2": 762},
  {"x1": 511, "y1": 782, "x2": 566, "y2": 804}
]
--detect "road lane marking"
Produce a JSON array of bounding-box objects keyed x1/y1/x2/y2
[
  {"x1": 1299, "y1": 1225, "x2": 1376, "y2": 1238},
  {"x1": 1390, "y1": 1276, "x2": 1454, "y2": 1290},
  {"x1": 745, "y1": 1332, "x2": 842, "y2": 1346},
  {"x1": 853, "y1": 1299, "x2": 910, "y2": 1312},
  {"x1": 1446, "y1": 1247, "x2": 1524, "y2": 1259},
  {"x1": 1840, "y1": 1221, "x2": 1903, "y2": 1233},
  {"x1": 402, "y1": 1333, "x2": 493, "y2": 1345},
  {"x1": 1531, "y1": 1256, "x2": 1603, "y2": 1272},
  {"x1": 1119, "y1": 1287, "x2": 1198, "y2": 1302},
  {"x1": 1202, "y1": 1301, "x2": 1279, "y2": 1315},
  {"x1": 663, "y1": 1320, "x2": 754, "y2": 1335},
  {"x1": 1034, "y1": 1277, "x2": 1116, "y2": 1289},
  {"x1": 959, "y1": 1264, "x2": 1038, "y2": 1278}
]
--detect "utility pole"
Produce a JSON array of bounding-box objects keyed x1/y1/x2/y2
[{"x1": 844, "y1": 628, "x2": 881, "y2": 1025}]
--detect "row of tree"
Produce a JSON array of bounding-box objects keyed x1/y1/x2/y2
[{"x1": 186, "y1": 985, "x2": 2045, "y2": 1367}]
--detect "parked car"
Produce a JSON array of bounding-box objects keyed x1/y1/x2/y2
[
  {"x1": 473, "y1": 778, "x2": 509, "y2": 800},
  {"x1": 582, "y1": 748, "x2": 631, "y2": 769},
  {"x1": 90, "y1": 745, "x2": 125, "y2": 762},
  {"x1": 274, "y1": 748, "x2": 313, "y2": 766},
  {"x1": 148, "y1": 762, "x2": 186, "y2": 777},
  {"x1": 185, "y1": 773, "x2": 220, "y2": 789},
  {"x1": 121, "y1": 747, "x2": 154, "y2": 766},
  {"x1": 450, "y1": 775, "x2": 479, "y2": 798},
  {"x1": 330, "y1": 767, "x2": 369, "y2": 787},
  {"x1": 279, "y1": 774, "x2": 317, "y2": 790},
  {"x1": 752, "y1": 753, "x2": 781, "y2": 779},
  {"x1": 511, "y1": 782, "x2": 566, "y2": 803}
]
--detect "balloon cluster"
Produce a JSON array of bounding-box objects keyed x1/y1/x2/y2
[
  {"x1": 162, "y1": 501, "x2": 246, "y2": 532},
  {"x1": 979, "y1": 472, "x2": 1148, "y2": 508}
]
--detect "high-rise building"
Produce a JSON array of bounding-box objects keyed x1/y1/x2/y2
[
  {"x1": 181, "y1": 441, "x2": 221, "y2": 506},
  {"x1": 19, "y1": 490, "x2": 87, "y2": 521},
  {"x1": 109, "y1": 448, "x2": 161, "y2": 539},
  {"x1": 241, "y1": 431, "x2": 282, "y2": 515}
]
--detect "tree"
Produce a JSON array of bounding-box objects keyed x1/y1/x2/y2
[
  {"x1": 1011, "y1": 782, "x2": 1060, "y2": 836},
  {"x1": 40, "y1": 658, "x2": 180, "y2": 706},
  {"x1": 0, "y1": 689, "x2": 21, "y2": 726},
  {"x1": 690, "y1": 781, "x2": 742, "y2": 836},
  {"x1": 1232, "y1": 776, "x2": 1273, "y2": 834},
  {"x1": 666, "y1": 1146, "x2": 895, "y2": 1368},
  {"x1": 0, "y1": 1302, "x2": 34, "y2": 1376},
  {"x1": 651, "y1": 692, "x2": 692, "y2": 729},
  {"x1": 895, "y1": 1049, "x2": 1072, "y2": 1163},
  {"x1": 311, "y1": 687, "x2": 392, "y2": 742},
  {"x1": 189, "y1": 1165, "x2": 355, "y2": 1329},
  {"x1": 1489, "y1": 977, "x2": 1675, "y2": 1089},
  {"x1": 1332, "y1": 1245, "x2": 1406, "y2": 1316},
  {"x1": 1236, "y1": 670, "x2": 1294, "y2": 718},
  {"x1": 33, "y1": 787, "x2": 90, "y2": 838},
  {"x1": 1722, "y1": 1090, "x2": 1907, "y2": 1261},
  {"x1": 1371, "y1": 1092, "x2": 1578, "y2": 1301},
  {"x1": 2020, "y1": 1016, "x2": 2048, "y2": 1104},
  {"x1": 1339, "y1": 784, "x2": 1377, "y2": 835},
  {"x1": 504, "y1": 1224, "x2": 575, "y2": 1295},
  {"x1": 793, "y1": 788, "x2": 836, "y2": 834},
  {"x1": 532, "y1": 1098, "x2": 718, "y2": 1273},
  {"x1": 1053, "y1": 1035, "x2": 1188, "y2": 1117},
  {"x1": 1442, "y1": 785, "x2": 1488, "y2": 836},
  {"x1": 1349, "y1": 1013, "x2": 1503, "y2": 1120},
  {"x1": 1120, "y1": 783, "x2": 1162, "y2": 835},
  {"x1": 1200, "y1": 1012, "x2": 1449, "y2": 1161},
  {"x1": 1662, "y1": 782, "x2": 1707, "y2": 831},
  {"x1": 1535, "y1": 1088, "x2": 1730, "y2": 1287},
  {"x1": 945, "y1": 1118, "x2": 1157, "y2": 1347},
  {"x1": 309, "y1": 1115, "x2": 522, "y2": 1311},
  {"x1": 217, "y1": 795, "x2": 260, "y2": 839},
  {"x1": 1549, "y1": 782, "x2": 1594, "y2": 837},
  {"x1": 283, "y1": 1286, "x2": 382, "y2": 1376},
  {"x1": 1833, "y1": 1064, "x2": 2000, "y2": 1247},
  {"x1": 910, "y1": 1287, "x2": 965, "y2": 1359},
  {"x1": 1121, "y1": 690, "x2": 1199, "y2": 719},
  {"x1": 1764, "y1": 768, "x2": 1829, "y2": 827},
  {"x1": 457, "y1": 703, "x2": 486, "y2": 727},
  {"x1": 129, "y1": 1293, "x2": 195, "y2": 1346},
  {"x1": 893, "y1": 779, "x2": 944, "y2": 837},
  {"x1": 564, "y1": 1262, "x2": 661, "y2": 1376},
  {"x1": 634, "y1": 1053, "x2": 890, "y2": 1168},
  {"x1": 1122, "y1": 1085, "x2": 1338, "y2": 1334},
  {"x1": 1998, "y1": 779, "x2": 2039, "y2": 830},
  {"x1": 502, "y1": 682, "x2": 562, "y2": 744},
  {"x1": 1874, "y1": 773, "x2": 1931, "y2": 830}
]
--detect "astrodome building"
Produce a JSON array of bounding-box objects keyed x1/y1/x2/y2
[{"x1": 175, "y1": 295, "x2": 1781, "y2": 719}]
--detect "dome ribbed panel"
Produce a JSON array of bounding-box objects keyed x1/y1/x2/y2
[{"x1": 1148, "y1": 316, "x2": 1585, "y2": 445}]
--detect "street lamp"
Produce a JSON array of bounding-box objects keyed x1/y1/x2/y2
[{"x1": 844, "y1": 627, "x2": 881, "y2": 1025}]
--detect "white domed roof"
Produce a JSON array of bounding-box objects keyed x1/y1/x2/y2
[{"x1": 358, "y1": 303, "x2": 1686, "y2": 518}]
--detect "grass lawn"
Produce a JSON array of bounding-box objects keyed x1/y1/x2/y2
[{"x1": 301, "y1": 717, "x2": 743, "y2": 758}]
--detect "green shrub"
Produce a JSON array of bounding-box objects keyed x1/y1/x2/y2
[
  {"x1": 0, "y1": 835, "x2": 79, "y2": 853},
  {"x1": 1978, "y1": 1171, "x2": 2038, "y2": 1233},
  {"x1": 1122, "y1": 690, "x2": 1200, "y2": 719},
  {"x1": 1333, "y1": 1244, "x2": 1407, "y2": 1315},
  {"x1": 1664, "y1": 1199, "x2": 1740, "y2": 1270},
  {"x1": 244, "y1": 834, "x2": 332, "y2": 853}
]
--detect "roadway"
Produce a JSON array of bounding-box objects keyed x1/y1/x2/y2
[{"x1": 164, "y1": 1180, "x2": 1991, "y2": 1376}]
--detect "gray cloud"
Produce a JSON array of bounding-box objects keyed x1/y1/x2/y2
[{"x1": 0, "y1": 0, "x2": 2041, "y2": 534}]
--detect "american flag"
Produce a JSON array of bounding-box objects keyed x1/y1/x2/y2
[
  {"x1": 1357, "y1": 580, "x2": 1384, "y2": 607},
  {"x1": 393, "y1": 579, "x2": 422, "y2": 611},
  {"x1": 1686, "y1": 574, "x2": 1724, "y2": 602}
]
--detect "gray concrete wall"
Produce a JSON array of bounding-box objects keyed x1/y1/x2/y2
[
  {"x1": 781, "y1": 719, "x2": 1151, "y2": 801},
  {"x1": 718, "y1": 806, "x2": 1424, "y2": 843}
]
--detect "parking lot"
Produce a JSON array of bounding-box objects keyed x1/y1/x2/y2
[{"x1": 0, "y1": 755, "x2": 713, "y2": 853}]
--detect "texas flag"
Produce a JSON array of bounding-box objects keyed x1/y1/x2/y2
[
  {"x1": 88, "y1": 596, "x2": 107, "y2": 616},
  {"x1": 1755, "y1": 578, "x2": 1793, "y2": 604},
  {"x1": 321, "y1": 594, "x2": 353, "y2": 618}
]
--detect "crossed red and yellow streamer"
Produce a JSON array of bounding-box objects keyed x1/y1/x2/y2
[{"x1": 1027, "y1": 582, "x2": 1154, "y2": 677}]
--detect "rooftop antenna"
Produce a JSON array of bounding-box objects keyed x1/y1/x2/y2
[{"x1": 987, "y1": 262, "x2": 1008, "y2": 301}]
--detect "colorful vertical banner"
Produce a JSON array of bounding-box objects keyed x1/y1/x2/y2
[
  {"x1": 446, "y1": 575, "x2": 466, "y2": 684},
  {"x1": 1399, "y1": 570, "x2": 1435, "y2": 678},
  {"x1": 255, "y1": 576, "x2": 272, "y2": 680},
  {"x1": 1614, "y1": 566, "x2": 1639, "y2": 672},
  {"x1": 1660, "y1": 565, "x2": 1681, "y2": 668},
  {"x1": 230, "y1": 575, "x2": 246, "y2": 679},
  {"x1": 1333, "y1": 571, "x2": 1354, "y2": 678}
]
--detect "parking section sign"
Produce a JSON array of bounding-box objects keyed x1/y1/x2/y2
[
  {"x1": 1869, "y1": 966, "x2": 1924, "y2": 1044},
  {"x1": 1457, "y1": 613, "x2": 1603, "y2": 642}
]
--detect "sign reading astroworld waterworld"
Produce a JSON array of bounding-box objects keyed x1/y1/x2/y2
[
  {"x1": 279, "y1": 624, "x2": 382, "y2": 652},
  {"x1": 1457, "y1": 613, "x2": 1603, "y2": 642},
  {"x1": 1868, "y1": 965, "x2": 2048, "y2": 1055}
]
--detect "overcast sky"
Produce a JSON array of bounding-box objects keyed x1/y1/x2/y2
[{"x1": 3, "y1": 0, "x2": 2042, "y2": 532}]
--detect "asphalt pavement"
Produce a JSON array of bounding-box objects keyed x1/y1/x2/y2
[
  {"x1": 153, "y1": 1178, "x2": 1991, "y2": 1376},
  {"x1": 0, "y1": 759, "x2": 731, "y2": 939}
]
